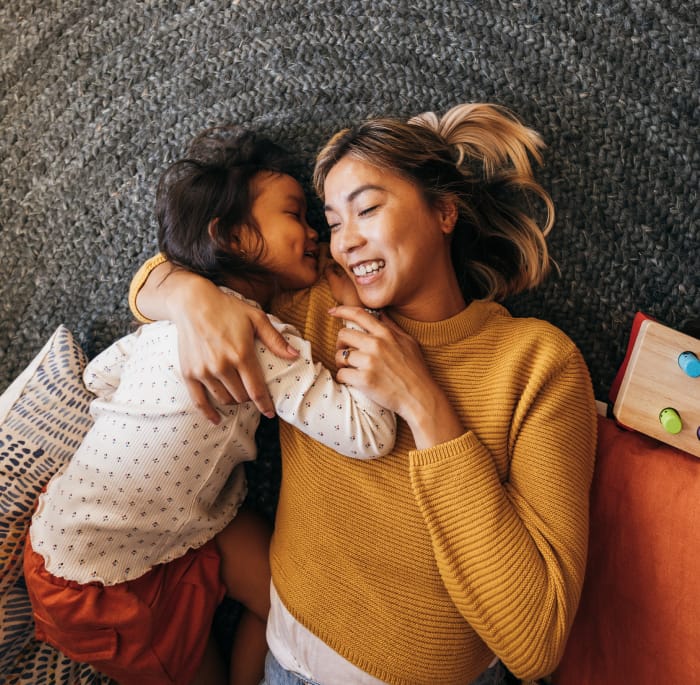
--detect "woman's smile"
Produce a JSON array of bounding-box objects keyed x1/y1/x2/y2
[{"x1": 350, "y1": 259, "x2": 385, "y2": 279}]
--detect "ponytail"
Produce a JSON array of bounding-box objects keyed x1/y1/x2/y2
[{"x1": 410, "y1": 103, "x2": 554, "y2": 300}]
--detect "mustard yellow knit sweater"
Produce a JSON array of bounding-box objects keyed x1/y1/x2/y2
[
  {"x1": 270, "y1": 279, "x2": 596, "y2": 685},
  {"x1": 130, "y1": 259, "x2": 597, "y2": 684}
]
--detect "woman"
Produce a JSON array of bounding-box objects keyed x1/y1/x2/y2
[{"x1": 131, "y1": 103, "x2": 597, "y2": 685}]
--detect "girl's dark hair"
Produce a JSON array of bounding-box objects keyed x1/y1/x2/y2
[
  {"x1": 156, "y1": 125, "x2": 298, "y2": 286},
  {"x1": 313, "y1": 103, "x2": 554, "y2": 302}
]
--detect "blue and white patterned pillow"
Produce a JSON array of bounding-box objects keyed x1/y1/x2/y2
[{"x1": 0, "y1": 325, "x2": 115, "y2": 684}]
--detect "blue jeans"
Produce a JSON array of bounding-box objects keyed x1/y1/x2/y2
[
  {"x1": 262, "y1": 652, "x2": 322, "y2": 685},
  {"x1": 261, "y1": 651, "x2": 508, "y2": 685}
]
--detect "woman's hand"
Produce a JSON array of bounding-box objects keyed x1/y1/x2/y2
[
  {"x1": 329, "y1": 306, "x2": 464, "y2": 450},
  {"x1": 135, "y1": 262, "x2": 298, "y2": 422}
]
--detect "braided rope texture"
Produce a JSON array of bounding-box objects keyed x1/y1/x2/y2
[{"x1": 1, "y1": 1, "x2": 697, "y2": 428}]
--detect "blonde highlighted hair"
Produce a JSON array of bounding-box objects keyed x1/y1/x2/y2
[{"x1": 313, "y1": 103, "x2": 554, "y2": 301}]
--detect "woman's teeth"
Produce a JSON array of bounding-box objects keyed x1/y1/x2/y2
[{"x1": 352, "y1": 260, "x2": 385, "y2": 276}]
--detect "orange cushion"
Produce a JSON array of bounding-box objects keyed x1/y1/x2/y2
[{"x1": 553, "y1": 416, "x2": 700, "y2": 685}]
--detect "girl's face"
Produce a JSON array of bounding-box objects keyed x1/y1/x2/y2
[
  {"x1": 324, "y1": 156, "x2": 465, "y2": 321},
  {"x1": 241, "y1": 173, "x2": 319, "y2": 294}
]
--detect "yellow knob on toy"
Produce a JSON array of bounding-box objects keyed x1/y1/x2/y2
[{"x1": 659, "y1": 407, "x2": 682, "y2": 434}]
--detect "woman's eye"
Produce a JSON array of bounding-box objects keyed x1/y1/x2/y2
[{"x1": 359, "y1": 205, "x2": 378, "y2": 217}]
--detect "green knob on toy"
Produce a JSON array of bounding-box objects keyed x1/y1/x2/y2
[{"x1": 659, "y1": 407, "x2": 682, "y2": 434}]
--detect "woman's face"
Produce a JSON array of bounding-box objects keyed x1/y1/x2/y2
[
  {"x1": 242, "y1": 172, "x2": 319, "y2": 292},
  {"x1": 324, "y1": 156, "x2": 464, "y2": 320}
]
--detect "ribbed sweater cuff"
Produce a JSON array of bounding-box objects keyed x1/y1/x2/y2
[
  {"x1": 128, "y1": 253, "x2": 168, "y2": 323},
  {"x1": 409, "y1": 431, "x2": 481, "y2": 466}
]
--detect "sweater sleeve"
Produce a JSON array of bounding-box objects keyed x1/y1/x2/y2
[
  {"x1": 260, "y1": 313, "x2": 396, "y2": 459},
  {"x1": 128, "y1": 253, "x2": 168, "y2": 323},
  {"x1": 83, "y1": 331, "x2": 138, "y2": 400},
  {"x1": 408, "y1": 348, "x2": 597, "y2": 679}
]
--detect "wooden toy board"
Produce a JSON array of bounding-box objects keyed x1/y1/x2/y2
[{"x1": 613, "y1": 320, "x2": 700, "y2": 458}]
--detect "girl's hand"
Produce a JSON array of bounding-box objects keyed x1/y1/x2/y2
[
  {"x1": 136, "y1": 262, "x2": 298, "y2": 422},
  {"x1": 329, "y1": 306, "x2": 464, "y2": 450},
  {"x1": 325, "y1": 261, "x2": 363, "y2": 307}
]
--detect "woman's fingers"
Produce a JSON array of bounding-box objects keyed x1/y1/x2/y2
[
  {"x1": 242, "y1": 309, "x2": 298, "y2": 418},
  {"x1": 236, "y1": 353, "x2": 276, "y2": 418},
  {"x1": 331, "y1": 305, "x2": 435, "y2": 418},
  {"x1": 185, "y1": 378, "x2": 222, "y2": 425},
  {"x1": 207, "y1": 376, "x2": 242, "y2": 406},
  {"x1": 335, "y1": 345, "x2": 371, "y2": 370},
  {"x1": 175, "y1": 294, "x2": 298, "y2": 420},
  {"x1": 185, "y1": 343, "x2": 277, "y2": 419},
  {"x1": 337, "y1": 346, "x2": 352, "y2": 367},
  {"x1": 328, "y1": 305, "x2": 386, "y2": 333},
  {"x1": 252, "y1": 309, "x2": 300, "y2": 360},
  {"x1": 245, "y1": 311, "x2": 297, "y2": 416}
]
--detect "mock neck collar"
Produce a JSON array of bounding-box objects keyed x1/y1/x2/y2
[{"x1": 388, "y1": 300, "x2": 506, "y2": 347}]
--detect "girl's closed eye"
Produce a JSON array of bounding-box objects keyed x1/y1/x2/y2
[
  {"x1": 359, "y1": 204, "x2": 379, "y2": 217},
  {"x1": 286, "y1": 207, "x2": 309, "y2": 223}
]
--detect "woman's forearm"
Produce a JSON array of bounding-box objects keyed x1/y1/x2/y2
[
  {"x1": 132, "y1": 258, "x2": 219, "y2": 323},
  {"x1": 401, "y1": 385, "x2": 465, "y2": 450},
  {"x1": 134, "y1": 260, "x2": 173, "y2": 321},
  {"x1": 129, "y1": 253, "x2": 168, "y2": 322}
]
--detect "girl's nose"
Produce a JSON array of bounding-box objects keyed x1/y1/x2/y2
[{"x1": 306, "y1": 223, "x2": 319, "y2": 241}]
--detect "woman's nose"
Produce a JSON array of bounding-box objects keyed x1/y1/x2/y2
[{"x1": 332, "y1": 219, "x2": 363, "y2": 255}]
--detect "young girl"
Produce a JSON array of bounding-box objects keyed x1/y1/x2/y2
[
  {"x1": 23, "y1": 126, "x2": 396, "y2": 685},
  {"x1": 131, "y1": 104, "x2": 597, "y2": 685}
]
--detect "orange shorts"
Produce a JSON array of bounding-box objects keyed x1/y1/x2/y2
[{"x1": 23, "y1": 533, "x2": 226, "y2": 685}]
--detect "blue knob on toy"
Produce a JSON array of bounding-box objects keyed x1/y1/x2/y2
[{"x1": 678, "y1": 351, "x2": 700, "y2": 378}]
